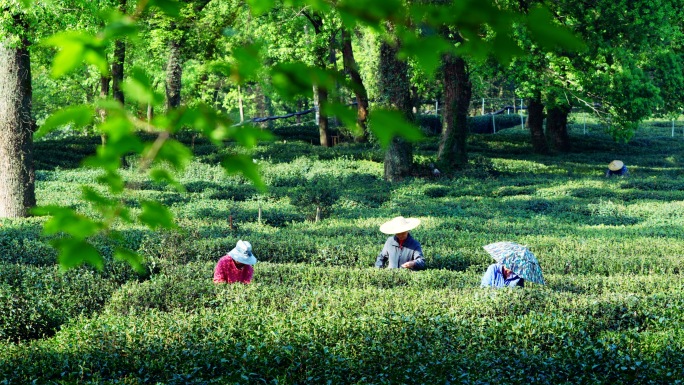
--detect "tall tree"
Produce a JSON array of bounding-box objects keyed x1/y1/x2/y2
[
  {"x1": 165, "y1": 21, "x2": 183, "y2": 110},
  {"x1": 303, "y1": 10, "x2": 331, "y2": 147},
  {"x1": 0, "y1": 10, "x2": 36, "y2": 218},
  {"x1": 341, "y1": 27, "x2": 369, "y2": 142},
  {"x1": 162, "y1": 0, "x2": 213, "y2": 111},
  {"x1": 111, "y1": 0, "x2": 127, "y2": 105},
  {"x1": 379, "y1": 30, "x2": 413, "y2": 181},
  {"x1": 437, "y1": 29, "x2": 471, "y2": 168},
  {"x1": 546, "y1": 98, "x2": 571, "y2": 152},
  {"x1": 526, "y1": 92, "x2": 548, "y2": 154}
]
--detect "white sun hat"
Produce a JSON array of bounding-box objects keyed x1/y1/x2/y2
[
  {"x1": 228, "y1": 240, "x2": 257, "y2": 265},
  {"x1": 379, "y1": 216, "x2": 421, "y2": 235}
]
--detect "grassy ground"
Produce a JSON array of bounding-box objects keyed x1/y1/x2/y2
[{"x1": 1, "y1": 122, "x2": 684, "y2": 384}]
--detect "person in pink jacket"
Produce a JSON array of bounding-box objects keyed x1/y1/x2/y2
[{"x1": 213, "y1": 240, "x2": 257, "y2": 284}]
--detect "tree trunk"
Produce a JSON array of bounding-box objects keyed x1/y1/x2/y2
[
  {"x1": 99, "y1": 76, "x2": 110, "y2": 108},
  {"x1": 547, "y1": 105, "x2": 571, "y2": 152},
  {"x1": 112, "y1": 39, "x2": 125, "y2": 104},
  {"x1": 111, "y1": 0, "x2": 126, "y2": 105},
  {"x1": 238, "y1": 85, "x2": 244, "y2": 123},
  {"x1": 527, "y1": 95, "x2": 548, "y2": 154},
  {"x1": 341, "y1": 28, "x2": 369, "y2": 142},
  {"x1": 147, "y1": 103, "x2": 154, "y2": 123},
  {"x1": 306, "y1": 11, "x2": 329, "y2": 147},
  {"x1": 379, "y1": 35, "x2": 413, "y2": 182},
  {"x1": 98, "y1": 75, "x2": 110, "y2": 145},
  {"x1": 265, "y1": 94, "x2": 274, "y2": 130},
  {"x1": 165, "y1": 32, "x2": 182, "y2": 111},
  {"x1": 329, "y1": 34, "x2": 341, "y2": 129},
  {"x1": 312, "y1": 84, "x2": 319, "y2": 123},
  {"x1": 317, "y1": 86, "x2": 329, "y2": 146},
  {"x1": 437, "y1": 51, "x2": 471, "y2": 168},
  {"x1": 0, "y1": 22, "x2": 36, "y2": 218},
  {"x1": 255, "y1": 84, "x2": 268, "y2": 129}
]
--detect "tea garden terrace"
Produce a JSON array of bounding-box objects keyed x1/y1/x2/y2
[{"x1": 1, "y1": 121, "x2": 684, "y2": 384}]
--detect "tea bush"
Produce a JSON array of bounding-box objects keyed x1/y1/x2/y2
[
  {"x1": 3, "y1": 282, "x2": 683, "y2": 384},
  {"x1": 416, "y1": 114, "x2": 442, "y2": 135},
  {"x1": 469, "y1": 114, "x2": 523, "y2": 134},
  {"x1": 3, "y1": 122, "x2": 684, "y2": 383},
  {"x1": 0, "y1": 265, "x2": 117, "y2": 342}
]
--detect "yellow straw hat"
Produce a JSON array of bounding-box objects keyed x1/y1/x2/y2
[
  {"x1": 379, "y1": 216, "x2": 421, "y2": 234},
  {"x1": 608, "y1": 160, "x2": 624, "y2": 171}
]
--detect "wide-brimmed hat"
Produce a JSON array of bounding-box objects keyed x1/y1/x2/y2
[
  {"x1": 229, "y1": 240, "x2": 257, "y2": 265},
  {"x1": 608, "y1": 160, "x2": 624, "y2": 171},
  {"x1": 379, "y1": 216, "x2": 421, "y2": 235}
]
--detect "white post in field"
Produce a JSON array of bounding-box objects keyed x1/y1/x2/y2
[
  {"x1": 238, "y1": 85, "x2": 244, "y2": 123},
  {"x1": 519, "y1": 98, "x2": 524, "y2": 128},
  {"x1": 258, "y1": 203, "x2": 262, "y2": 224},
  {"x1": 481, "y1": 98, "x2": 485, "y2": 115}
]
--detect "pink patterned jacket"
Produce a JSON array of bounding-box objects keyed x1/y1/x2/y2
[{"x1": 213, "y1": 255, "x2": 254, "y2": 284}]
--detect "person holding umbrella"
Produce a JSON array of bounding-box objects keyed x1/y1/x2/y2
[
  {"x1": 481, "y1": 263, "x2": 524, "y2": 288},
  {"x1": 375, "y1": 216, "x2": 426, "y2": 270},
  {"x1": 480, "y1": 242, "x2": 545, "y2": 288}
]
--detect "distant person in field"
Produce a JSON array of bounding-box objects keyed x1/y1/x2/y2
[
  {"x1": 605, "y1": 160, "x2": 629, "y2": 177},
  {"x1": 213, "y1": 240, "x2": 257, "y2": 284},
  {"x1": 480, "y1": 263, "x2": 524, "y2": 288},
  {"x1": 375, "y1": 216, "x2": 426, "y2": 270}
]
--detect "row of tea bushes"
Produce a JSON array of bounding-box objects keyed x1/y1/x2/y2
[
  {"x1": 0, "y1": 264, "x2": 118, "y2": 342},
  {"x1": 2, "y1": 247, "x2": 678, "y2": 344},
  {"x1": 142, "y1": 261, "x2": 684, "y2": 293},
  {"x1": 3, "y1": 123, "x2": 681, "y2": 382},
  {"x1": 3, "y1": 281, "x2": 683, "y2": 384},
  {"x1": 3, "y1": 214, "x2": 683, "y2": 276},
  {"x1": 104, "y1": 261, "x2": 684, "y2": 313}
]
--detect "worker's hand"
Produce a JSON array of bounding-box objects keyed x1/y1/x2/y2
[{"x1": 401, "y1": 261, "x2": 416, "y2": 269}]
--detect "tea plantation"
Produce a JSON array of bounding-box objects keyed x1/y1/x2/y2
[{"x1": 1, "y1": 123, "x2": 684, "y2": 384}]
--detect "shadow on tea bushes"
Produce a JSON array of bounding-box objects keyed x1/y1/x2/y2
[
  {"x1": 0, "y1": 222, "x2": 57, "y2": 266},
  {"x1": 0, "y1": 265, "x2": 117, "y2": 343}
]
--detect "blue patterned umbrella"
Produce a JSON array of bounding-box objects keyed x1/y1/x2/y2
[{"x1": 483, "y1": 242, "x2": 545, "y2": 285}]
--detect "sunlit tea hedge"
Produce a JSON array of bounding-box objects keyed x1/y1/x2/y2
[{"x1": 1, "y1": 124, "x2": 684, "y2": 383}]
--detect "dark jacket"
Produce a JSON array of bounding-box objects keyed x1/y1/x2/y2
[
  {"x1": 606, "y1": 165, "x2": 629, "y2": 177},
  {"x1": 375, "y1": 233, "x2": 426, "y2": 270}
]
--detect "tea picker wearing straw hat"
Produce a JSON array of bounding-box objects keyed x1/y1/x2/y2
[
  {"x1": 605, "y1": 160, "x2": 629, "y2": 177},
  {"x1": 375, "y1": 216, "x2": 426, "y2": 270}
]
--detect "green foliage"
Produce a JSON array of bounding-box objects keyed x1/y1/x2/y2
[
  {"x1": 34, "y1": 105, "x2": 94, "y2": 140},
  {"x1": 367, "y1": 109, "x2": 425, "y2": 147},
  {"x1": 4, "y1": 126, "x2": 684, "y2": 382},
  {"x1": 525, "y1": 5, "x2": 586, "y2": 52},
  {"x1": 289, "y1": 177, "x2": 340, "y2": 220},
  {"x1": 8, "y1": 0, "x2": 684, "y2": 382},
  {"x1": 504, "y1": 0, "x2": 684, "y2": 141},
  {"x1": 0, "y1": 265, "x2": 117, "y2": 342},
  {"x1": 42, "y1": 31, "x2": 110, "y2": 77},
  {"x1": 270, "y1": 123, "x2": 338, "y2": 143},
  {"x1": 3, "y1": 272, "x2": 684, "y2": 383},
  {"x1": 19, "y1": 0, "x2": 585, "y2": 272}
]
